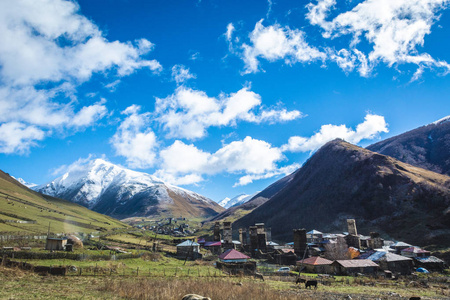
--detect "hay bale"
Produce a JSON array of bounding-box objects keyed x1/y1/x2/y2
[{"x1": 67, "y1": 235, "x2": 83, "y2": 249}]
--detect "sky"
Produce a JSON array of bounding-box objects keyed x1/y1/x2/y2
[{"x1": 1, "y1": 0, "x2": 450, "y2": 202}]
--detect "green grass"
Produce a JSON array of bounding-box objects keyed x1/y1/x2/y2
[
  {"x1": 0, "y1": 171, "x2": 129, "y2": 235},
  {"x1": 16, "y1": 254, "x2": 225, "y2": 277}
]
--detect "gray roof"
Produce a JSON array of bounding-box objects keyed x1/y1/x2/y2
[
  {"x1": 177, "y1": 240, "x2": 200, "y2": 247},
  {"x1": 415, "y1": 256, "x2": 444, "y2": 263},
  {"x1": 335, "y1": 259, "x2": 379, "y2": 268},
  {"x1": 381, "y1": 253, "x2": 413, "y2": 262},
  {"x1": 392, "y1": 241, "x2": 412, "y2": 247}
]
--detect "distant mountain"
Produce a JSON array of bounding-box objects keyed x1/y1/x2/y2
[
  {"x1": 234, "y1": 139, "x2": 450, "y2": 247},
  {"x1": 11, "y1": 176, "x2": 37, "y2": 189},
  {"x1": 34, "y1": 159, "x2": 223, "y2": 219},
  {"x1": 0, "y1": 169, "x2": 127, "y2": 234},
  {"x1": 367, "y1": 115, "x2": 450, "y2": 176},
  {"x1": 218, "y1": 193, "x2": 257, "y2": 209},
  {"x1": 210, "y1": 172, "x2": 298, "y2": 222}
]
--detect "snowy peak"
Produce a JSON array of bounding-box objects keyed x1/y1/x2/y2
[
  {"x1": 12, "y1": 176, "x2": 37, "y2": 188},
  {"x1": 34, "y1": 158, "x2": 223, "y2": 218},
  {"x1": 431, "y1": 115, "x2": 450, "y2": 126},
  {"x1": 218, "y1": 193, "x2": 256, "y2": 209}
]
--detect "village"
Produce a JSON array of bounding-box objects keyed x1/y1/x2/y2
[{"x1": 1, "y1": 217, "x2": 449, "y2": 299}]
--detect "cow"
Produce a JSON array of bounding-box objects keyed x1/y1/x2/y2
[
  {"x1": 181, "y1": 294, "x2": 211, "y2": 300},
  {"x1": 295, "y1": 278, "x2": 306, "y2": 284},
  {"x1": 254, "y1": 272, "x2": 264, "y2": 281},
  {"x1": 305, "y1": 280, "x2": 318, "y2": 289}
]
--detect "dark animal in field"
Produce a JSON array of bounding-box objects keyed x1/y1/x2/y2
[
  {"x1": 305, "y1": 280, "x2": 318, "y2": 289},
  {"x1": 295, "y1": 278, "x2": 306, "y2": 284},
  {"x1": 254, "y1": 272, "x2": 264, "y2": 281},
  {"x1": 181, "y1": 294, "x2": 211, "y2": 300},
  {"x1": 409, "y1": 297, "x2": 421, "y2": 300}
]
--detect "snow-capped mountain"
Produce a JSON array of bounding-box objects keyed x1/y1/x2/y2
[
  {"x1": 11, "y1": 176, "x2": 37, "y2": 188},
  {"x1": 431, "y1": 115, "x2": 450, "y2": 125},
  {"x1": 34, "y1": 159, "x2": 223, "y2": 219},
  {"x1": 218, "y1": 193, "x2": 258, "y2": 209}
]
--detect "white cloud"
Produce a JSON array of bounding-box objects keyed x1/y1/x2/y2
[
  {"x1": 0, "y1": 0, "x2": 161, "y2": 86},
  {"x1": 0, "y1": 122, "x2": 45, "y2": 154},
  {"x1": 234, "y1": 163, "x2": 300, "y2": 187},
  {"x1": 225, "y1": 23, "x2": 235, "y2": 42},
  {"x1": 242, "y1": 20, "x2": 326, "y2": 73},
  {"x1": 171, "y1": 65, "x2": 197, "y2": 85},
  {"x1": 281, "y1": 114, "x2": 388, "y2": 152},
  {"x1": 233, "y1": 1, "x2": 450, "y2": 79},
  {"x1": 110, "y1": 106, "x2": 158, "y2": 169},
  {"x1": 157, "y1": 136, "x2": 284, "y2": 186},
  {"x1": 0, "y1": 0, "x2": 161, "y2": 154},
  {"x1": 306, "y1": 0, "x2": 450, "y2": 77},
  {"x1": 70, "y1": 100, "x2": 108, "y2": 128},
  {"x1": 155, "y1": 86, "x2": 303, "y2": 139}
]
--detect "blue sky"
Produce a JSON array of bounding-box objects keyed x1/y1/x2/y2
[{"x1": 1, "y1": 0, "x2": 450, "y2": 202}]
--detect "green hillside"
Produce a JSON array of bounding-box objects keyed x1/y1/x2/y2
[{"x1": 0, "y1": 170, "x2": 128, "y2": 235}]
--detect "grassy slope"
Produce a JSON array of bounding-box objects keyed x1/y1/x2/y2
[{"x1": 0, "y1": 170, "x2": 128, "y2": 234}]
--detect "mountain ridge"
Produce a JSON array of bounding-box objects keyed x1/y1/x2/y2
[
  {"x1": 367, "y1": 115, "x2": 450, "y2": 176},
  {"x1": 233, "y1": 139, "x2": 450, "y2": 247},
  {"x1": 34, "y1": 159, "x2": 223, "y2": 219}
]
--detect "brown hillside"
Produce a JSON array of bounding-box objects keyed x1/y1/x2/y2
[{"x1": 234, "y1": 139, "x2": 450, "y2": 247}]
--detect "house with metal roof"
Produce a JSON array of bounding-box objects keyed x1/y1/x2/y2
[
  {"x1": 297, "y1": 256, "x2": 333, "y2": 273},
  {"x1": 401, "y1": 247, "x2": 431, "y2": 258},
  {"x1": 365, "y1": 251, "x2": 413, "y2": 275},
  {"x1": 391, "y1": 242, "x2": 412, "y2": 254},
  {"x1": 219, "y1": 249, "x2": 250, "y2": 263},
  {"x1": 204, "y1": 241, "x2": 221, "y2": 254},
  {"x1": 306, "y1": 230, "x2": 323, "y2": 243},
  {"x1": 332, "y1": 259, "x2": 379, "y2": 275},
  {"x1": 176, "y1": 240, "x2": 201, "y2": 259},
  {"x1": 414, "y1": 256, "x2": 446, "y2": 272}
]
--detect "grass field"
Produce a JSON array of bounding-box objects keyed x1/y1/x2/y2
[
  {"x1": 1, "y1": 264, "x2": 449, "y2": 300},
  {"x1": 0, "y1": 170, "x2": 129, "y2": 235}
]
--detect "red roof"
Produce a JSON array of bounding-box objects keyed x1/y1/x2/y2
[
  {"x1": 298, "y1": 256, "x2": 333, "y2": 265},
  {"x1": 401, "y1": 247, "x2": 430, "y2": 253},
  {"x1": 205, "y1": 241, "x2": 221, "y2": 247},
  {"x1": 219, "y1": 249, "x2": 250, "y2": 260}
]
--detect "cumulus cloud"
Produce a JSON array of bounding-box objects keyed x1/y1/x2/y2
[
  {"x1": 156, "y1": 136, "x2": 284, "y2": 186},
  {"x1": 171, "y1": 65, "x2": 197, "y2": 85},
  {"x1": 281, "y1": 114, "x2": 388, "y2": 152},
  {"x1": 233, "y1": 1, "x2": 450, "y2": 79},
  {"x1": 110, "y1": 106, "x2": 158, "y2": 169},
  {"x1": 0, "y1": 122, "x2": 45, "y2": 154},
  {"x1": 0, "y1": 0, "x2": 161, "y2": 154},
  {"x1": 155, "y1": 86, "x2": 303, "y2": 139},
  {"x1": 242, "y1": 20, "x2": 326, "y2": 74},
  {"x1": 71, "y1": 100, "x2": 108, "y2": 127},
  {"x1": 234, "y1": 163, "x2": 300, "y2": 187},
  {"x1": 307, "y1": 0, "x2": 450, "y2": 77},
  {"x1": 0, "y1": 0, "x2": 161, "y2": 86}
]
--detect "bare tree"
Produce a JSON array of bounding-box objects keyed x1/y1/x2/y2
[{"x1": 324, "y1": 236, "x2": 351, "y2": 260}]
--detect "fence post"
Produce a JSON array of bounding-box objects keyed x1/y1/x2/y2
[
  {"x1": 198, "y1": 267, "x2": 200, "y2": 277},
  {"x1": 79, "y1": 267, "x2": 82, "y2": 276},
  {"x1": 137, "y1": 267, "x2": 139, "y2": 277}
]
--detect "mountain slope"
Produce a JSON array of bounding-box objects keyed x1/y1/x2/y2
[
  {"x1": 0, "y1": 169, "x2": 128, "y2": 234},
  {"x1": 367, "y1": 116, "x2": 450, "y2": 176},
  {"x1": 234, "y1": 139, "x2": 450, "y2": 247},
  {"x1": 210, "y1": 171, "x2": 298, "y2": 222},
  {"x1": 34, "y1": 159, "x2": 223, "y2": 219}
]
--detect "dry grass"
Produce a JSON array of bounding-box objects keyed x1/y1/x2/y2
[{"x1": 99, "y1": 277, "x2": 315, "y2": 300}]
